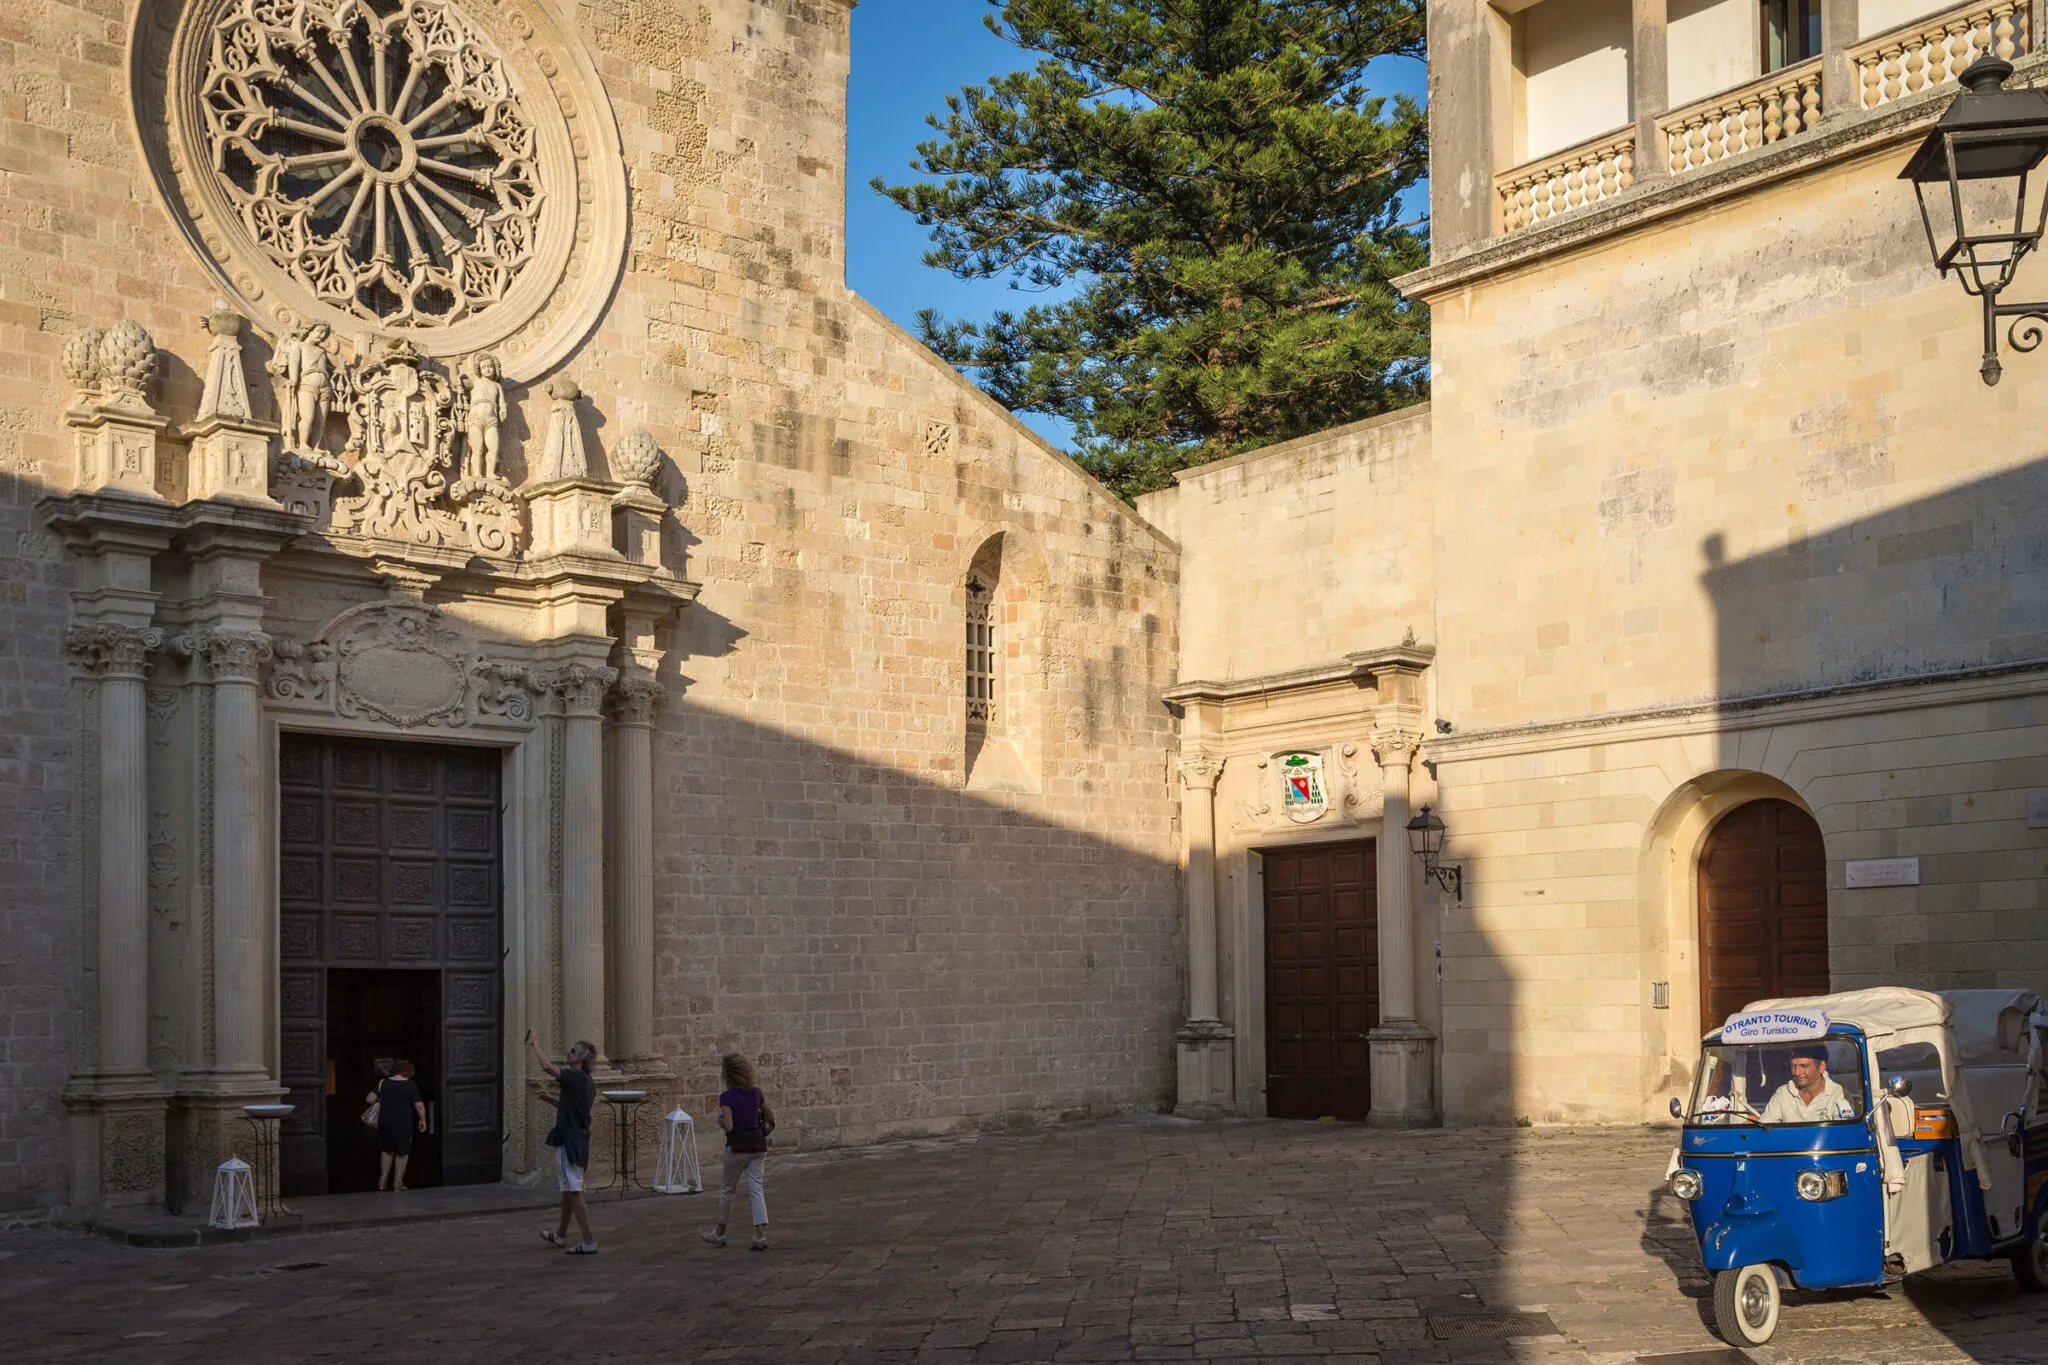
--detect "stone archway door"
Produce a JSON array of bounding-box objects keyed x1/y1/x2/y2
[{"x1": 1699, "y1": 798, "x2": 1829, "y2": 1033}]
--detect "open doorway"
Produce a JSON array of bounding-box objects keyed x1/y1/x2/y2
[{"x1": 325, "y1": 969, "x2": 441, "y2": 1193}]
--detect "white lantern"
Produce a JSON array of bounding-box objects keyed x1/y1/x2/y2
[
  {"x1": 208, "y1": 1157, "x2": 258, "y2": 1230},
  {"x1": 654, "y1": 1107, "x2": 702, "y2": 1194}
]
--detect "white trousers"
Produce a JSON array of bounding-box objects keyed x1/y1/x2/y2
[{"x1": 718, "y1": 1151, "x2": 767, "y2": 1227}]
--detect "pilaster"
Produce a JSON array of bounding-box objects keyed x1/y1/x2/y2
[
  {"x1": 1351, "y1": 646, "x2": 1440, "y2": 1129},
  {"x1": 1173, "y1": 716, "x2": 1235, "y2": 1118},
  {"x1": 608, "y1": 673, "x2": 664, "y2": 1073},
  {"x1": 544, "y1": 661, "x2": 617, "y2": 1069}
]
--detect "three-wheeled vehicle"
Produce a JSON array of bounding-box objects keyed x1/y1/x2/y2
[{"x1": 1667, "y1": 987, "x2": 2048, "y2": 1346}]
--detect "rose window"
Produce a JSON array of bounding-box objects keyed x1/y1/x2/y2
[{"x1": 199, "y1": 0, "x2": 543, "y2": 328}]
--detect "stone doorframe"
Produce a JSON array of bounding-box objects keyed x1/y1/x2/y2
[
  {"x1": 42, "y1": 312, "x2": 697, "y2": 1214},
  {"x1": 1162, "y1": 643, "x2": 1441, "y2": 1126}
]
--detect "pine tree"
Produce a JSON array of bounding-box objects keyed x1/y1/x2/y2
[{"x1": 875, "y1": 0, "x2": 1429, "y2": 500}]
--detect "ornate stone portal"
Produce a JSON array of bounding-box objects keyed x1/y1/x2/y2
[{"x1": 42, "y1": 302, "x2": 697, "y2": 1213}]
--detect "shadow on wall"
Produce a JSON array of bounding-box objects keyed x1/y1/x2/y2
[{"x1": 0, "y1": 446, "x2": 1185, "y2": 1205}]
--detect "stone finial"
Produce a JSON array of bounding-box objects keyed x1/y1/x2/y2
[
  {"x1": 61, "y1": 328, "x2": 105, "y2": 404},
  {"x1": 97, "y1": 320, "x2": 160, "y2": 413},
  {"x1": 613, "y1": 426, "x2": 660, "y2": 488},
  {"x1": 196, "y1": 300, "x2": 254, "y2": 423},
  {"x1": 534, "y1": 376, "x2": 589, "y2": 483}
]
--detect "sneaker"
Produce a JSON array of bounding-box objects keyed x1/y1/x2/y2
[
  {"x1": 700, "y1": 1229, "x2": 726, "y2": 1247},
  {"x1": 540, "y1": 1229, "x2": 568, "y2": 1248},
  {"x1": 567, "y1": 1242, "x2": 599, "y2": 1255},
  {"x1": 749, "y1": 1238, "x2": 768, "y2": 1252}
]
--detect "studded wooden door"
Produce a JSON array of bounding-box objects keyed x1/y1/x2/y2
[
  {"x1": 1264, "y1": 841, "x2": 1378, "y2": 1120},
  {"x1": 1699, "y1": 798, "x2": 1829, "y2": 1033},
  {"x1": 278, "y1": 735, "x2": 503, "y2": 1194}
]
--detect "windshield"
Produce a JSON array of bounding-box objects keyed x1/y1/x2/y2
[{"x1": 1687, "y1": 1035, "x2": 1868, "y2": 1125}]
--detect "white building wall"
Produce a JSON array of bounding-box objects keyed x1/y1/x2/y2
[
  {"x1": 1521, "y1": 0, "x2": 1634, "y2": 160},
  {"x1": 1861, "y1": 0, "x2": 1962, "y2": 38},
  {"x1": 1667, "y1": 0, "x2": 1758, "y2": 107}
]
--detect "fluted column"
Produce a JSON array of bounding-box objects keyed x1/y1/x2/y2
[
  {"x1": 609, "y1": 675, "x2": 662, "y2": 1065},
  {"x1": 68, "y1": 625, "x2": 163, "y2": 1076},
  {"x1": 183, "y1": 628, "x2": 273, "y2": 1077},
  {"x1": 551, "y1": 663, "x2": 616, "y2": 1060}
]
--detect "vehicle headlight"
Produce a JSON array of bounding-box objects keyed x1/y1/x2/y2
[
  {"x1": 1796, "y1": 1169, "x2": 1848, "y2": 1201},
  {"x1": 1669, "y1": 1168, "x2": 1703, "y2": 1201}
]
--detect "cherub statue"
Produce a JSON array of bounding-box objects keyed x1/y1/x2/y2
[
  {"x1": 461, "y1": 352, "x2": 507, "y2": 483},
  {"x1": 267, "y1": 321, "x2": 333, "y2": 451}
]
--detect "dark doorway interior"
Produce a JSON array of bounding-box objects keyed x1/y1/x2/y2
[
  {"x1": 325, "y1": 969, "x2": 441, "y2": 1193},
  {"x1": 1264, "y1": 840, "x2": 1378, "y2": 1121}
]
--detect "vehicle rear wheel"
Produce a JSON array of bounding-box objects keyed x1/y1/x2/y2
[
  {"x1": 2012, "y1": 1204, "x2": 2048, "y2": 1291},
  {"x1": 1712, "y1": 1263, "x2": 1781, "y2": 1346}
]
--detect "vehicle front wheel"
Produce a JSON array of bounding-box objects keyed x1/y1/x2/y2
[
  {"x1": 2012, "y1": 1204, "x2": 2048, "y2": 1291},
  {"x1": 1712, "y1": 1263, "x2": 1781, "y2": 1346}
]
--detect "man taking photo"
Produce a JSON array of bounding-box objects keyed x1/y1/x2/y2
[{"x1": 528, "y1": 1029, "x2": 598, "y2": 1254}]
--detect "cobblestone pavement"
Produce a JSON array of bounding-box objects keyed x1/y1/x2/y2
[{"x1": 6, "y1": 1117, "x2": 2048, "y2": 1364}]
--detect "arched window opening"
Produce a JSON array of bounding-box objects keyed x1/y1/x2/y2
[{"x1": 966, "y1": 575, "x2": 997, "y2": 729}]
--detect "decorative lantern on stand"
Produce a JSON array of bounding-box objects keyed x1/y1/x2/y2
[
  {"x1": 654, "y1": 1107, "x2": 702, "y2": 1194},
  {"x1": 207, "y1": 1156, "x2": 258, "y2": 1230}
]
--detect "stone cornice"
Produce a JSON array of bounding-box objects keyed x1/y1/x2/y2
[
  {"x1": 1164, "y1": 643, "x2": 1436, "y2": 707},
  {"x1": 1427, "y1": 657, "x2": 2048, "y2": 763},
  {"x1": 1395, "y1": 49, "x2": 2048, "y2": 302}
]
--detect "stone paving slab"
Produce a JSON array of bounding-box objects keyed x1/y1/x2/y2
[{"x1": 5, "y1": 1118, "x2": 2047, "y2": 1364}]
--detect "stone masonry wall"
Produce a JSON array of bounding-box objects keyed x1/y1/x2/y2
[{"x1": 0, "y1": 0, "x2": 1184, "y2": 1200}]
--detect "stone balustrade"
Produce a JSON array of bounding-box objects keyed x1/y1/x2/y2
[
  {"x1": 1661, "y1": 59, "x2": 1824, "y2": 177},
  {"x1": 1852, "y1": 0, "x2": 2031, "y2": 110},
  {"x1": 1495, "y1": 128, "x2": 1637, "y2": 234}
]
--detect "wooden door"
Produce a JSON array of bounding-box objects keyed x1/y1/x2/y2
[
  {"x1": 1264, "y1": 841, "x2": 1377, "y2": 1120},
  {"x1": 1699, "y1": 799, "x2": 1829, "y2": 1033},
  {"x1": 278, "y1": 735, "x2": 503, "y2": 1195}
]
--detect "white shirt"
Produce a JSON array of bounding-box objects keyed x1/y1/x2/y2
[{"x1": 1759, "y1": 1076, "x2": 1855, "y2": 1124}]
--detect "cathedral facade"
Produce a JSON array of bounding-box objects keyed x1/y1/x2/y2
[{"x1": 4, "y1": 0, "x2": 1185, "y2": 1215}]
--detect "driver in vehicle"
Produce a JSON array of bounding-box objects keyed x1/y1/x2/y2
[{"x1": 1759, "y1": 1046, "x2": 1856, "y2": 1123}]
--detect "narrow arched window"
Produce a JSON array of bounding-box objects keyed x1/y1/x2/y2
[{"x1": 965, "y1": 575, "x2": 997, "y2": 728}]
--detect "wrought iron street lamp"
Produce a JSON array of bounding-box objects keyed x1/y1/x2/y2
[
  {"x1": 1405, "y1": 804, "x2": 1463, "y2": 903},
  {"x1": 1901, "y1": 56, "x2": 2048, "y2": 384}
]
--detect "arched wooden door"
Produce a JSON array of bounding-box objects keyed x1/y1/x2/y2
[{"x1": 1699, "y1": 798, "x2": 1829, "y2": 1033}]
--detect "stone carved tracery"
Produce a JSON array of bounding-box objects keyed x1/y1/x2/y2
[
  {"x1": 267, "y1": 600, "x2": 541, "y2": 728},
  {"x1": 199, "y1": 0, "x2": 544, "y2": 330}
]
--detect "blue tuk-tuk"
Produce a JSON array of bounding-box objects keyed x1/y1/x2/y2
[{"x1": 1668, "y1": 987, "x2": 2048, "y2": 1346}]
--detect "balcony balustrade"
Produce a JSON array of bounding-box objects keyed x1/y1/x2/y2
[
  {"x1": 1850, "y1": 1, "x2": 2031, "y2": 109},
  {"x1": 1660, "y1": 58, "x2": 1825, "y2": 176},
  {"x1": 1494, "y1": 127, "x2": 1638, "y2": 234}
]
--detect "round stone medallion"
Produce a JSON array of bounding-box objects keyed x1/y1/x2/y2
[{"x1": 131, "y1": 0, "x2": 626, "y2": 380}]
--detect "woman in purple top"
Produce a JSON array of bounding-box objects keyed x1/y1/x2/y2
[{"x1": 701, "y1": 1052, "x2": 774, "y2": 1251}]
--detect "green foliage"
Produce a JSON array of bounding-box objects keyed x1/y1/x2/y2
[{"x1": 875, "y1": 0, "x2": 1429, "y2": 500}]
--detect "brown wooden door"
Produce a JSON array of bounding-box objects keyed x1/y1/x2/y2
[
  {"x1": 1264, "y1": 841, "x2": 1377, "y2": 1120},
  {"x1": 1699, "y1": 798, "x2": 1829, "y2": 1032},
  {"x1": 278, "y1": 735, "x2": 503, "y2": 1195}
]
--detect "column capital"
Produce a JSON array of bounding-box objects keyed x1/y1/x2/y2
[
  {"x1": 609, "y1": 673, "x2": 664, "y2": 726},
  {"x1": 541, "y1": 662, "x2": 619, "y2": 717},
  {"x1": 1370, "y1": 729, "x2": 1424, "y2": 770},
  {"x1": 67, "y1": 624, "x2": 164, "y2": 680},
  {"x1": 1177, "y1": 749, "x2": 1225, "y2": 792},
  {"x1": 176, "y1": 628, "x2": 273, "y2": 683}
]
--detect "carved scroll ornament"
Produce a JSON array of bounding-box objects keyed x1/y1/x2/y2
[{"x1": 266, "y1": 600, "x2": 538, "y2": 729}]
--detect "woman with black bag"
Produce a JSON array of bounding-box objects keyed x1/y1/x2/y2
[
  {"x1": 365, "y1": 1060, "x2": 426, "y2": 1192},
  {"x1": 701, "y1": 1052, "x2": 774, "y2": 1251}
]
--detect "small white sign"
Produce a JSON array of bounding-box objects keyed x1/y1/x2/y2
[
  {"x1": 2029, "y1": 790, "x2": 2048, "y2": 829},
  {"x1": 1723, "y1": 1008, "x2": 1831, "y2": 1043},
  {"x1": 1845, "y1": 857, "x2": 1921, "y2": 888}
]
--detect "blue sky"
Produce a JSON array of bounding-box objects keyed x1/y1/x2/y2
[{"x1": 844, "y1": 0, "x2": 1428, "y2": 450}]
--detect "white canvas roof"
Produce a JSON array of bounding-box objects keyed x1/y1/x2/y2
[
  {"x1": 1940, "y1": 988, "x2": 2046, "y2": 1066},
  {"x1": 1726, "y1": 986, "x2": 1951, "y2": 1040}
]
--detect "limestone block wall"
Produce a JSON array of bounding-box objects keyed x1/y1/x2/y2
[
  {"x1": 0, "y1": 0, "x2": 1184, "y2": 1204},
  {"x1": 1137, "y1": 407, "x2": 1434, "y2": 684},
  {"x1": 1429, "y1": 686, "x2": 2048, "y2": 1125},
  {"x1": 1425, "y1": 147, "x2": 2048, "y2": 735}
]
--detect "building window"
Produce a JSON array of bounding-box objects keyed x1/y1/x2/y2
[
  {"x1": 1762, "y1": 0, "x2": 1822, "y2": 71},
  {"x1": 966, "y1": 576, "x2": 997, "y2": 728}
]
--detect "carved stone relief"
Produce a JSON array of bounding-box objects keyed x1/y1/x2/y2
[
  {"x1": 1229, "y1": 744, "x2": 1383, "y2": 833},
  {"x1": 132, "y1": 0, "x2": 630, "y2": 380},
  {"x1": 267, "y1": 600, "x2": 538, "y2": 729}
]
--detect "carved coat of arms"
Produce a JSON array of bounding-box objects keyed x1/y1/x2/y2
[{"x1": 1279, "y1": 752, "x2": 1329, "y2": 823}]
